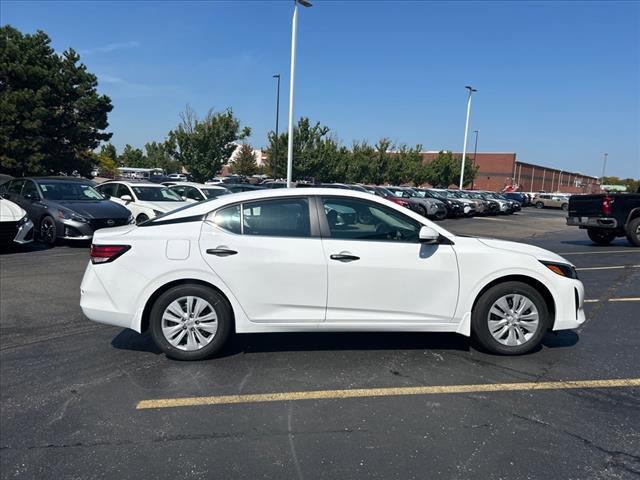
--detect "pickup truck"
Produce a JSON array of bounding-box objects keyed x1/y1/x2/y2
[{"x1": 566, "y1": 192, "x2": 640, "y2": 246}]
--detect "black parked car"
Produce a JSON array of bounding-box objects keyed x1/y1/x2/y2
[
  {"x1": 1, "y1": 177, "x2": 133, "y2": 244},
  {"x1": 223, "y1": 184, "x2": 266, "y2": 194}
]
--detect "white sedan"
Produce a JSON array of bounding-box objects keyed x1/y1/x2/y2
[
  {"x1": 80, "y1": 189, "x2": 585, "y2": 360},
  {"x1": 96, "y1": 181, "x2": 191, "y2": 224}
]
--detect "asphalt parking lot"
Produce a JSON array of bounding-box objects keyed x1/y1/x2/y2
[{"x1": 1, "y1": 208, "x2": 639, "y2": 479}]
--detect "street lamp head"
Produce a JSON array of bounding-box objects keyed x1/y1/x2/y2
[
  {"x1": 465, "y1": 85, "x2": 477, "y2": 92},
  {"x1": 273, "y1": 74, "x2": 280, "y2": 79},
  {"x1": 296, "y1": 0, "x2": 313, "y2": 7}
]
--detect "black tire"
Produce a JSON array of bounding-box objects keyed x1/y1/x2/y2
[
  {"x1": 471, "y1": 281, "x2": 548, "y2": 355},
  {"x1": 434, "y1": 210, "x2": 447, "y2": 221},
  {"x1": 417, "y1": 205, "x2": 427, "y2": 217},
  {"x1": 625, "y1": 217, "x2": 640, "y2": 247},
  {"x1": 535, "y1": 202, "x2": 544, "y2": 209},
  {"x1": 149, "y1": 284, "x2": 232, "y2": 361},
  {"x1": 136, "y1": 213, "x2": 149, "y2": 225},
  {"x1": 39, "y1": 215, "x2": 57, "y2": 245},
  {"x1": 561, "y1": 203, "x2": 568, "y2": 211},
  {"x1": 587, "y1": 228, "x2": 616, "y2": 246}
]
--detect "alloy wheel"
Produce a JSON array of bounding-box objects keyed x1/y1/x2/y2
[
  {"x1": 40, "y1": 218, "x2": 55, "y2": 244},
  {"x1": 161, "y1": 296, "x2": 218, "y2": 351},
  {"x1": 487, "y1": 294, "x2": 539, "y2": 346}
]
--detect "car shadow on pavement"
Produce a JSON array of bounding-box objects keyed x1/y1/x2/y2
[
  {"x1": 110, "y1": 330, "x2": 578, "y2": 358},
  {"x1": 560, "y1": 239, "x2": 635, "y2": 248}
]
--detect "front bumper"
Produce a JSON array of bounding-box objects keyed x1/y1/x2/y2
[
  {"x1": 14, "y1": 219, "x2": 34, "y2": 244},
  {"x1": 566, "y1": 216, "x2": 618, "y2": 229},
  {"x1": 552, "y1": 278, "x2": 586, "y2": 331}
]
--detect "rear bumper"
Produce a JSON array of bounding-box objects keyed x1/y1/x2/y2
[
  {"x1": 80, "y1": 263, "x2": 135, "y2": 329},
  {"x1": 566, "y1": 216, "x2": 618, "y2": 229}
]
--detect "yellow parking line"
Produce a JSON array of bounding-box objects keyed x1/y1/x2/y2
[
  {"x1": 576, "y1": 265, "x2": 639, "y2": 271},
  {"x1": 136, "y1": 378, "x2": 640, "y2": 410}
]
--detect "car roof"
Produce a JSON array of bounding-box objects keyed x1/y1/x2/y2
[
  {"x1": 100, "y1": 180, "x2": 162, "y2": 187},
  {"x1": 168, "y1": 182, "x2": 227, "y2": 189},
  {"x1": 26, "y1": 176, "x2": 93, "y2": 183}
]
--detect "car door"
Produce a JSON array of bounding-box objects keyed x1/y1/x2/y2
[
  {"x1": 199, "y1": 196, "x2": 328, "y2": 323},
  {"x1": 319, "y1": 195, "x2": 459, "y2": 323},
  {"x1": 18, "y1": 180, "x2": 45, "y2": 221},
  {"x1": 183, "y1": 186, "x2": 205, "y2": 202}
]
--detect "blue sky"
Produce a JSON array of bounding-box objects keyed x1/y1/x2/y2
[{"x1": 2, "y1": 0, "x2": 639, "y2": 178}]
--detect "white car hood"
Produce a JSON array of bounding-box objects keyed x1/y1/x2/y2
[
  {"x1": 139, "y1": 200, "x2": 191, "y2": 212},
  {"x1": 0, "y1": 199, "x2": 26, "y2": 222},
  {"x1": 477, "y1": 238, "x2": 571, "y2": 265}
]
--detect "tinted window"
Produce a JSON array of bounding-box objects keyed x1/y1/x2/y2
[
  {"x1": 243, "y1": 198, "x2": 310, "y2": 238},
  {"x1": 202, "y1": 188, "x2": 229, "y2": 199},
  {"x1": 322, "y1": 197, "x2": 420, "y2": 243},
  {"x1": 39, "y1": 182, "x2": 104, "y2": 201},
  {"x1": 131, "y1": 186, "x2": 182, "y2": 201},
  {"x1": 98, "y1": 183, "x2": 118, "y2": 197},
  {"x1": 8, "y1": 180, "x2": 25, "y2": 195},
  {"x1": 21, "y1": 180, "x2": 39, "y2": 199},
  {"x1": 184, "y1": 187, "x2": 204, "y2": 201},
  {"x1": 115, "y1": 184, "x2": 133, "y2": 199},
  {"x1": 213, "y1": 204, "x2": 241, "y2": 234}
]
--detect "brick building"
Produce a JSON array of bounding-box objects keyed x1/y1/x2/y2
[{"x1": 420, "y1": 151, "x2": 600, "y2": 193}]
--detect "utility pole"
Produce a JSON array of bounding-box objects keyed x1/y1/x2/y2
[
  {"x1": 471, "y1": 130, "x2": 478, "y2": 190},
  {"x1": 600, "y1": 153, "x2": 608, "y2": 187}
]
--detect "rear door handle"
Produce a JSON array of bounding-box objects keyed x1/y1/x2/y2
[
  {"x1": 330, "y1": 253, "x2": 360, "y2": 262},
  {"x1": 206, "y1": 248, "x2": 238, "y2": 257}
]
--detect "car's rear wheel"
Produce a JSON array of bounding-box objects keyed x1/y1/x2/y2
[
  {"x1": 535, "y1": 202, "x2": 544, "y2": 208},
  {"x1": 39, "y1": 215, "x2": 57, "y2": 245},
  {"x1": 587, "y1": 228, "x2": 616, "y2": 246},
  {"x1": 472, "y1": 281, "x2": 548, "y2": 355},
  {"x1": 136, "y1": 213, "x2": 149, "y2": 225},
  {"x1": 150, "y1": 284, "x2": 232, "y2": 361},
  {"x1": 625, "y1": 217, "x2": 640, "y2": 247}
]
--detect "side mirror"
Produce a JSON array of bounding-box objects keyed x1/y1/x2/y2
[
  {"x1": 120, "y1": 194, "x2": 133, "y2": 202},
  {"x1": 181, "y1": 196, "x2": 187, "y2": 201},
  {"x1": 419, "y1": 225, "x2": 439, "y2": 244},
  {"x1": 24, "y1": 193, "x2": 37, "y2": 202}
]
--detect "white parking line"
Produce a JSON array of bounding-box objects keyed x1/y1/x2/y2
[
  {"x1": 584, "y1": 298, "x2": 640, "y2": 303},
  {"x1": 559, "y1": 250, "x2": 640, "y2": 255},
  {"x1": 576, "y1": 265, "x2": 640, "y2": 271}
]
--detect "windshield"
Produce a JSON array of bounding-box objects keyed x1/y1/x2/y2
[
  {"x1": 39, "y1": 182, "x2": 104, "y2": 201},
  {"x1": 132, "y1": 186, "x2": 183, "y2": 202},
  {"x1": 202, "y1": 188, "x2": 230, "y2": 199},
  {"x1": 412, "y1": 189, "x2": 426, "y2": 198}
]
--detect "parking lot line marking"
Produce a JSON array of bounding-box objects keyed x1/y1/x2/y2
[
  {"x1": 558, "y1": 250, "x2": 640, "y2": 255},
  {"x1": 576, "y1": 265, "x2": 640, "y2": 271},
  {"x1": 584, "y1": 297, "x2": 640, "y2": 303},
  {"x1": 136, "y1": 378, "x2": 640, "y2": 410}
]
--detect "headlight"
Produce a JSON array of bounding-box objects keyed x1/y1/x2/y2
[
  {"x1": 446, "y1": 200, "x2": 452, "y2": 205},
  {"x1": 57, "y1": 209, "x2": 89, "y2": 223},
  {"x1": 540, "y1": 261, "x2": 578, "y2": 279},
  {"x1": 18, "y1": 214, "x2": 30, "y2": 226},
  {"x1": 127, "y1": 214, "x2": 135, "y2": 224},
  {"x1": 152, "y1": 209, "x2": 164, "y2": 217}
]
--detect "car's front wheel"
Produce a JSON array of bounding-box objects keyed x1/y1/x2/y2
[
  {"x1": 136, "y1": 213, "x2": 149, "y2": 225},
  {"x1": 472, "y1": 281, "x2": 548, "y2": 355},
  {"x1": 535, "y1": 202, "x2": 544, "y2": 208},
  {"x1": 149, "y1": 284, "x2": 232, "y2": 361},
  {"x1": 39, "y1": 215, "x2": 57, "y2": 245}
]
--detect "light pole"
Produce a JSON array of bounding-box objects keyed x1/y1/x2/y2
[
  {"x1": 286, "y1": 0, "x2": 312, "y2": 187},
  {"x1": 600, "y1": 153, "x2": 608, "y2": 187},
  {"x1": 272, "y1": 74, "x2": 281, "y2": 179},
  {"x1": 459, "y1": 85, "x2": 477, "y2": 189},
  {"x1": 471, "y1": 130, "x2": 478, "y2": 190}
]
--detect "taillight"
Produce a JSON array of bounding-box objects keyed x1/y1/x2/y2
[
  {"x1": 90, "y1": 245, "x2": 131, "y2": 264},
  {"x1": 602, "y1": 195, "x2": 614, "y2": 215},
  {"x1": 392, "y1": 199, "x2": 409, "y2": 207}
]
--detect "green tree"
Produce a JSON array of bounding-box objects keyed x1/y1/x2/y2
[
  {"x1": 97, "y1": 143, "x2": 118, "y2": 177},
  {"x1": 0, "y1": 25, "x2": 113, "y2": 176},
  {"x1": 119, "y1": 144, "x2": 146, "y2": 168},
  {"x1": 167, "y1": 105, "x2": 250, "y2": 183},
  {"x1": 145, "y1": 141, "x2": 178, "y2": 173},
  {"x1": 230, "y1": 143, "x2": 258, "y2": 176},
  {"x1": 424, "y1": 151, "x2": 477, "y2": 188}
]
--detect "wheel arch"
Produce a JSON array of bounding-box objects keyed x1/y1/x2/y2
[
  {"x1": 471, "y1": 274, "x2": 556, "y2": 329},
  {"x1": 139, "y1": 279, "x2": 236, "y2": 334},
  {"x1": 625, "y1": 207, "x2": 640, "y2": 225}
]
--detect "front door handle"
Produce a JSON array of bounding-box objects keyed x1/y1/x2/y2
[
  {"x1": 330, "y1": 253, "x2": 360, "y2": 262},
  {"x1": 206, "y1": 248, "x2": 238, "y2": 257}
]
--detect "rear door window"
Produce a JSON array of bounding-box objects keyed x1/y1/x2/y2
[{"x1": 242, "y1": 198, "x2": 310, "y2": 238}]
